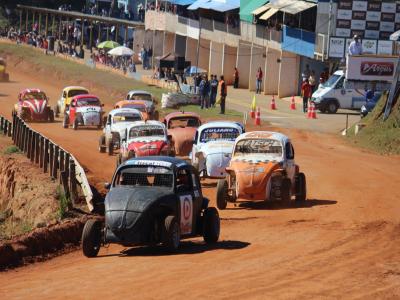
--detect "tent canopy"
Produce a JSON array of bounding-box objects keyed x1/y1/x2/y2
[
  {"x1": 257, "y1": 0, "x2": 316, "y2": 21},
  {"x1": 240, "y1": 0, "x2": 269, "y2": 22},
  {"x1": 188, "y1": 0, "x2": 240, "y2": 12}
]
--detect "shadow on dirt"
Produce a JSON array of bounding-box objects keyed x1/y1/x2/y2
[
  {"x1": 227, "y1": 199, "x2": 337, "y2": 211},
  {"x1": 0, "y1": 93, "x2": 8, "y2": 97},
  {"x1": 327, "y1": 111, "x2": 359, "y2": 116},
  {"x1": 202, "y1": 182, "x2": 217, "y2": 188},
  {"x1": 96, "y1": 240, "x2": 250, "y2": 258}
]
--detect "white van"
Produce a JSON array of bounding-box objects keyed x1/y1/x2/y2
[{"x1": 312, "y1": 70, "x2": 367, "y2": 114}]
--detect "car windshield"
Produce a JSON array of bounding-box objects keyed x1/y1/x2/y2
[
  {"x1": 169, "y1": 117, "x2": 200, "y2": 129},
  {"x1": 234, "y1": 139, "x2": 283, "y2": 157},
  {"x1": 68, "y1": 89, "x2": 88, "y2": 98},
  {"x1": 114, "y1": 166, "x2": 173, "y2": 188},
  {"x1": 23, "y1": 91, "x2": 46, "y2": 100},
  {"x1": 129, "y1": 93, "x2": 152, "y2": 101},
  {"x1": 76, "y1": 97, "x2": 101, "y2": 107},
  {"x1": 122, "y1": 104, "x2": 146, "y2": 112},
  {"x1": 113, "y1": 112, "x2": 142, "y2": 123},
  {"x1": 200, "y1": 127, "x2": 240, "y2": 143},
  {"x1": 323, "y1": 75, "x2": 341, "y2": 88},
  {"x1": 129, "y1": 125, "x2": 164, "y2": 138}
]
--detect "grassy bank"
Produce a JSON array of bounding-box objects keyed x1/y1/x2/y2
[{"x1": 346, "y1": 92, "x2": 400, "y2": 155}]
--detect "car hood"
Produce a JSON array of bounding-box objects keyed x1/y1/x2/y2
[
  {"x1": 312, "y1": 86, "x2": 329, "y2": 100},
  {"x1": 199, "y1": 140, "x2": 235, "y2": 156}
]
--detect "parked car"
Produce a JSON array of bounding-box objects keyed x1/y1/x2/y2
[
  {"x1": 360, "y1": 91, "x2": 382, "y2": 118},
  {"x1": 126, "y1": 90, "x2": 159, "y2": 120},
  {"x1": 81, "y1": 156, "x2": 220, "y2": 257},
  {"x1": 163, "y1": 112, "x2": 201, "y2": 157},
  {"x1": 0, "y1": 57, "x2": 9, "y2": 81},
  {"x1": 191, "y1": 121, "x2": 244, "y2": 179},
  {"x1": 116, "y1": 120, "x2": 174, "y2": 166},
  {"x1": 55, "y1": 86, "x2": 89, "y2": 116},
  {"x1": 114, "y1": 100, "x2": 150, "y2": 120},
  {"x1": 14, "y1": 88, "x2": 54, "y2": 122},
  {"x1": 99, "y1": 108, "x2": 143, "y2": 155},
  {"x1": 216, "y1": 131, "x2": 306, "y2": 210},
  {"x1": 63, "y1": 94, "x2": 104, "y2": 130}
]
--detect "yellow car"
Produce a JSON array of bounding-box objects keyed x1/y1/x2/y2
[
  {"x1": 55, "y1": 86, "x2": 89, "y2": 116},
  {"x1": 0, "y1": 58, "x2": 9, "y2": 82}
]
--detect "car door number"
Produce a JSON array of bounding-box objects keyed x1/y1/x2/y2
[{"x1": 180, "y1": 195, "x2": 193, "y2": 235}]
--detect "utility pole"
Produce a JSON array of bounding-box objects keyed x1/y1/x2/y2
[
  {"x1": 326, "y1": 0, "x2": 333, "y2": 62},
  {"x1": 195, "y1": 9, "x2": 202, "y2": 75}
]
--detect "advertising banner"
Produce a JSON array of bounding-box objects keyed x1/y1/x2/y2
[{"x1": 346, "y1": 55, "x2": 398, "y2": 81}]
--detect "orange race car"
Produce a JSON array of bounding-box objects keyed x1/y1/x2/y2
[
  {"x1": 114, "y1": 100, "x2": 151, "y2": 120},
  {"x1": 216, "y1": 131, "x2": 306, "y2": 209}
]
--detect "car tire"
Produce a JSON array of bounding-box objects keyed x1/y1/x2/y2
[
  {"x1": 327, "y1": 101, "x2": 338, "y2": 114},
  {"x1": 73, "y1": 118, "x2": 79, "y2": 130},
  {"x1": 48, "y1": 109, "x2": 55, "y2": 122},
  {"x1": 203, "y1": 207, "x2": 220, "y2": 244},
  {"x1": 163, "y1": 215, "x2": 180, "y2": 252},
  {"x1": 281, "y1": 178, "x2": 292, "y2": 205},
  {"x1": 99, "y1": 135, "x2": 106, "y2": 153},
  {"x1": 82, "y1": 219, "x2": 102, "y2": 258},
  {"x1": 20, "y1": 109, "x2": 29, "y2": 122},
  {"x1": 295, "y1": 172, "x2": 307, "y2": 202},
  {"x1": 216, "y1": 179, "x2": 228, "y2": 210},
  {"x1": 319, "y1": 108, "x2": 327, "y2": 113},
  {"x1": 63, "y1": 115, "x2": 69, "y2": 128},
  {"x1": 107, "y1": 140, "x2": 113, "y2": 156}
]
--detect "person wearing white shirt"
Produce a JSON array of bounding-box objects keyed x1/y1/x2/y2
[{"x1": 348, "y1": 35, "x2": 362, "y2": 55}]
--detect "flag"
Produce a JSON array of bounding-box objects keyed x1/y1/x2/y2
[{"x1": 251, "y1": 95, "x2": 256, "y2": 112}]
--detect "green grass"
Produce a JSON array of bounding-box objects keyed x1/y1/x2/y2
[
  {"x1": 56, "y1": 186, "x2": 71, "y2": 220},
  {"x1": 346, "y1": 92, "x2": 400, "y2": 154},
  {"x1": 3, "y1": 145, "x2": 20, "y2": 155}
]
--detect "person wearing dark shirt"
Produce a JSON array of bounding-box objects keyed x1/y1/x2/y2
[{"x1": 219, "y1": 75, "x2": 227, "y2": 114}]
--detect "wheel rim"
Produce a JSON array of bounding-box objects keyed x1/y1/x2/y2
[{"x1": 329, "y1": 103, "x2": 336, "y2": 112}]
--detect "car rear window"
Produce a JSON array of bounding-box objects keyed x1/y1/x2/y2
[
  {"x1": 77, "y1": 97, "x2": 101, "y2": 107},
  {"x1": 23, "y1": 92, "x2": 46, "y2": 101},
  {"x1": 113, "y1": 112, "x2": 142, "y2": 123},
  {"x1": 200, "y1": 127, "x2": 239, "y2": 143},
  {"x1": 129, "y1": 94, "x2": 152, "y2": 101},
  {"x1": 129, "y1": 125, "x2": 164, "y2": 138},
  {"x1": 68, "y1": 89, "x2": 88, "y2": 97},
  {"x1": 234, "y1": 139, "x2": 283, "y2": 156},
  {"x1": 169, "y1": 117, "x2": 200, "y2": 129}
]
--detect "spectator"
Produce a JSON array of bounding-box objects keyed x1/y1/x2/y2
[
  {"x1": 233, "y1": 67, "x2": 239, "y2": 89},
  {"x1": 209, "y1": 75, "x2": 218, "y2": 107},
  {"x1": 348, "y1": 35, "x2": 362, "y2": 56},
  {"x1": 309, "y1": 70, "x2": 316, "y2": 93},
  {"x1": 320, "y1": 67, "x2": 329, "y2": 85},
  {"x1": 219, "y1": 75, "x2": 227, "y2": 114},
  {"x1": 256, "y1": 67, "x2": 263, "y2": 94},
  {"x1": 302, "y1": 64, "x2": 311, "y2": 82},
  {"x1": 301, "y1": 78, "x2": 312, "y2": 113},
  {"x1": 199, "y1": 75, "x2": 210, "y2": 109}
]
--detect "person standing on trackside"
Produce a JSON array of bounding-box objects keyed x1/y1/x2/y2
[
  {"x1": 309, "y1": 70, "x2": 316, "y2": 93},
  {"x1": 233, "y1": 67, "x2": 239, "y2": 89},
  {"x1": 301, "y1": 78, "x2": 312, "y2": 113},
  {"x1": 199, "y1": 75, "x2": 210, "y2": 109},
  {"x1": 256, "y1": 67, "x2": 263, "y2": 94},
  {"x1": 219, "y1": 75, "x2": 227, "y2": 114},
  {"x1": 210, "y1": 75, "x2": 218, "y2": 107}
]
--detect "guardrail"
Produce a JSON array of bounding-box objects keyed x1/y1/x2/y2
[{"x1": 1, "y1": 112, "x2": 94, "y2": 212}]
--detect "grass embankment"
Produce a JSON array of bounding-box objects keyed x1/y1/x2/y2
[
  {"x1": 0, "y1": 42, "x2": 241, "y2": 119},
  {"x1": 347, "y1": 92, "x2": 400, "y2": 154}
]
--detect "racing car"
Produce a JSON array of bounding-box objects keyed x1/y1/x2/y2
[
  {"x1": 216, "y1": 131, "x2": 307, "y2": 209},
  {"x1": 114, "y1": 100, "x2": 150, "y2": 120},
  {"x1": 14, "y1": 88, "x2": 54, "y2": 122},
  {"x1": 81, "y1": 156, "x2": 220, "y2": 257},
  {"x1": 55, "y1": 86, "x2": 89, "y2": 116},
  {"x1": 116, "y1": 120, "x2": 174, "y2": 166},
  {"x1": 99, "y1": 108, "x2": 143, "y2": 155},
  {"x1": 63, "y1": 94, "x2": 104, "y2": 130},
  {"x1": 163, "y1": 112, "x2": 201, "y2": 157},
  {"x1": 126, "y1": 90, "x2": 159, "y2": 120},
  {"x1": 191, "y1": 121, "x2": 244, "y2": 178},
  {"x1": 0, "y1": 57, "x2": 9, "y2": 82}
]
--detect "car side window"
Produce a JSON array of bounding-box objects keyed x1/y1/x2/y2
[
  {"x1": 176, "y1": 168, "x2": 193, "y2": 193},
  {"x1": 107, "y1": 114, "x2": 112, "y2": 125},
  {"x1": 285, "y1": 142, "x2": 294, "y2": 160},
  {"x1": 193, "y1": 130, "x2": 198, "y2": 145},
  {"x1": 335, "y1": 77, "x2": 344, "y2": 89}
]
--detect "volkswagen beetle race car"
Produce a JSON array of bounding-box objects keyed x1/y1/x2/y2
[
  {"x1": 116, "y1": 120, "x2": 174, "y2": 166},
  {"x1": 14, "y1": 88, "x2": 54, "y2": 122},
  {"x1": 126, "y1": 90, "x2": 159, "y2": 120},
  {"x1": 216, "y1": 131, "x2": 306, "y2": 210},
  {"x1": 55, "y1": 86, "x2": 89, "y2": 116},
  {"x1": 114, "y1": 100, "x2": 150, "y2": 120},
  {"x1": 163, "y1": 112, "x2": 201, "y2": 157},
  {"x1": 0, "y1": 57, "x2": 9, "y2": 82},
  {"x1": 99, "y1": 108, "x2": 143, "y2": 155},
  {"x1": 63, "y1": 94, "x2": 104, "y2": 130},
  {"x1": 191, "y1": 121, "x2": 244, "y2": 179},
  {"x1": 81, "y1": 156, "x2": 220, "y2": 257}
]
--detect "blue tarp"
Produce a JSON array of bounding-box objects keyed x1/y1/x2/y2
[{"x1": 188, "y1": 0, "x2": 240, "y2": 12}]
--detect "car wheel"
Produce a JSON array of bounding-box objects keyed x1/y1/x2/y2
[
  {"x1": 327, "y1": 101, "x2": 338, "y2": 114},
  {"x1": 319, "y1": 108, "x2": 327, "y2": 113},
  {"x1": 163, "y1": 215, "x2": 180, "y2": 252},
  {"x1": 99, "y1": 135, "x2": 106, "y2": 153},
  {"x1": 73, "y1": 118, "x2": 79, "y2": 130},
  {"x1": 281, "y1": 178, "x2": 292, "y2": 205},
  {"x1": 81, "y1": 219, "x2": 102, "y2": 258},
  {"x1": 216, "y1": 179, "x2": 228, "y2": 210},
  {"x1": 20, "y1": 109, "x2": 29, "y2": 122},
  {"x1": 48, "y1": 109, "x2": 55, "y2": 122},
  {"x1": 63, "y1": 115, "x2": 69, "y2": 128},
  {"x1": 295, "y1": 173, "x2": 307, "y2": 202},
  {"x1": 107, "y1": 140, "x2": 113, "y2": 156},
  {"x1": 203, "y1": 207, "x2": 220, "y2": 244}
]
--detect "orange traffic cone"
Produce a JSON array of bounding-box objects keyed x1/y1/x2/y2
[
  {"x1": 290, "y1": 96, "x2": 296, "y2": 110},
  {"x1": 270, "y1": 95, "x2": 277, "y2": 110},
  {"x1": 255, "y1": 107, "x2": 261, "y2": 125},
  {"x1": 307, "y1": 101, "x2": 317, "y2": 119}
]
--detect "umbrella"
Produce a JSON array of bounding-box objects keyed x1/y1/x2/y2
[
  {"x1": 108, "y1": 46, "x2": 134, "y2": 56},
  {"x1": 97, "y1": 40, "x2": 120, "y2": 49},
  {"x1": 185, "y1": 66, "x2": 207, "y2": 75}
]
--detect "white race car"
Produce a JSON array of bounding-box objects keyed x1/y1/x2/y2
[
  {"x1": 126, "y1": 90, "x2": 159, "y2": 120},
  {"x1": 99, "y1": 108, "x2": 143, "y2": 155},
  {"x1": 191, "y1": 121, "x2": 244, "y2": 178}
]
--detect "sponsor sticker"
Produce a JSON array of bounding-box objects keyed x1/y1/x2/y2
[{"x1": 180, "y1": 195, "x2": 193, "y2": 235}]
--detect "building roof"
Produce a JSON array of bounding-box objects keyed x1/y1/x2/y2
[
  {"x1": 240, "y1": 0, "x2": 269, "y2": 22},
  {"x1": 188, "y1": 0, "x2": 240, "y2": 12}
]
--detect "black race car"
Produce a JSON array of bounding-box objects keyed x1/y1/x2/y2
[{"x1": 82, "y1": 156, "x2": 220, "y2": 257}]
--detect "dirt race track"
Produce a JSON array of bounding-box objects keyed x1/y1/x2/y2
[{"x1": 1, "y1": 65, "x2": 400, "y2": 299}]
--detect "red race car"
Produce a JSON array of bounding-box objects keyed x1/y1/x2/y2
[{"x1": 14, "y1": 88, "x2": 54, "y2": 122}]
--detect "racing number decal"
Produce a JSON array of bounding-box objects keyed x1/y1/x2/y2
[{"x1": 180, "y1": 195, "x2": 193, "y2": 235}]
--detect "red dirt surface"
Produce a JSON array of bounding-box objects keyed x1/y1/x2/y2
[{"x1": 0, "y1": 63, "x2": 400, "y2": 298}]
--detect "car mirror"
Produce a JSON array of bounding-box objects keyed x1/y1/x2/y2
[{"x1": 104, "y1": 182, "x2": 111, "y2": 190}]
